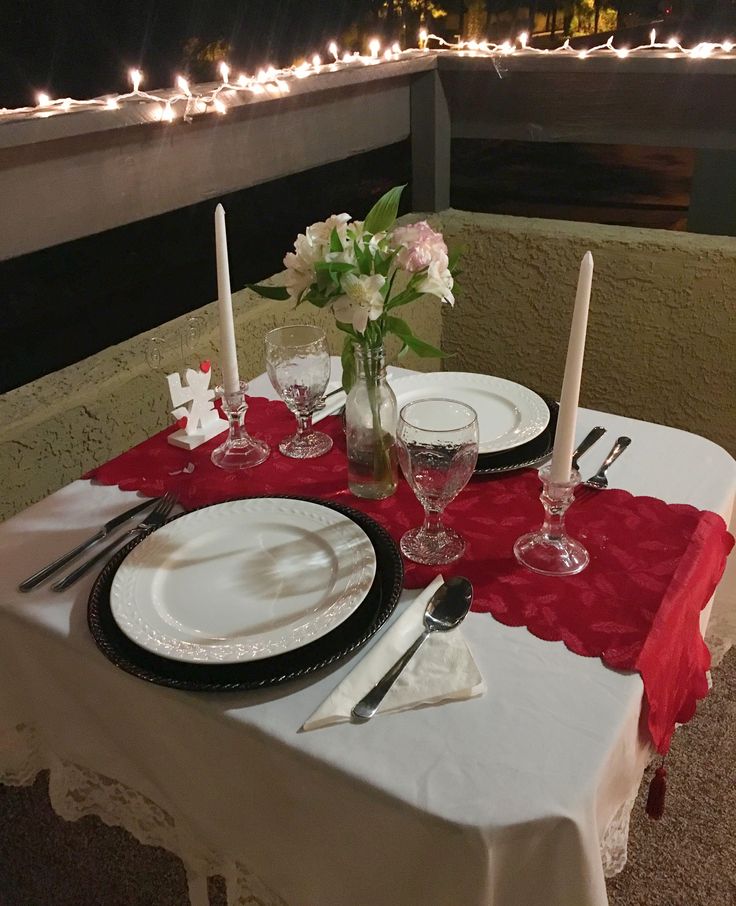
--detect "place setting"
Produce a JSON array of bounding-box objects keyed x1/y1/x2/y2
[{"x1": 15, "y1": 187, "x2": 734, "y2": 758}]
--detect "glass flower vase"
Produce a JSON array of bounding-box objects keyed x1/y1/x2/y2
[{"x1": 345, "y1": 342, "x2": 399, "y2": 499}]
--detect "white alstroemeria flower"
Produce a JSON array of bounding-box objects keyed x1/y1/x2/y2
[
  {"x1": 350, "y1": 221, "x2": 388, "y2": 256},
  {"x1": 282, "y1": 263, "x2": 313, "y2": 302},
  {"x1": 326, "y1": 243, "x2": 357, "y2": 267},
  {"x1": 283, "y1": 236, "x2": 318, "y2": 302},
  {"x1": 307, "y1": 213, "x2": 352, "y2": 248},
  {"x1": 333, "y1": 273, "x2": 386, "y2": 333},
  {"x1": 418, "y1": 260, "x2": 455, "y2": 306}
]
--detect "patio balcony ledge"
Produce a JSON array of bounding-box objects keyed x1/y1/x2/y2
[
  {"x1": 3, "y1": 50, "x2": 736, "y2": 262},
  {"x1": 1, "y1": 208, "x2": 734, "y2": 522}
]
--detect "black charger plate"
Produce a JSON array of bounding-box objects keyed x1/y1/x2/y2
[
  {"x1": 88, "y1": 496, "x2": 404, "y2": 692},
  {"x1": 475, "y1": 397, "x2": 559, "y2": 476}
]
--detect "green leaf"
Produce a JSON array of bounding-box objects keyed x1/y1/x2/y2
[
  {"x1": 384, "y1": 315, "x2": 412, "y2": 339},
  {"x1": 314, "y1": 261, "x2": 357, "y2": 274},
  {"x1": 354, "y1": 239, "x2": 373, "y2": 275},
  {"x1": 341, "y1": 334, "x2": 356, "y2": 393},
  {"x1": 364, "y1": 185, "x2": 405, "y2": 235},
  {"x1": 385, "y1": 316, "x2": 447, "y2": 358},
  {"x1": 246, "y1": 283, "x2": 290, "y2": 301},
  {"x1": 302, "y1": 286, "x2": 334, "y2": 308},
  {"x1": 401, "y1": 335, "x2": 447, "y2": 358},
  {"x1": 385, "y1": 288, "x2": 421, "y2": 311},
  {"x1": 335, "y1": 319, "x2": 358, "y2": 338},
  {"x1": 330, "y1": 227, "x2": 343, "y2": 253}
]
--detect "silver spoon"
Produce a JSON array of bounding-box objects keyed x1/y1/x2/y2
[{"x1": 351, "y1": 577, "x2": 474, "y2": 722}]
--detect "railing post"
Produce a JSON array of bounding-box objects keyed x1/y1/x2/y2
[
  {"x1": 687, "y1": 150, "x2": 736, "y2": 236},
  {"x1": 410, "y1": 70, "x2": 451, "y2": 213}
]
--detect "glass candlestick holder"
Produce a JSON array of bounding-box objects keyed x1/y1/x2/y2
[
  {"x1": 513, "y1": 463, "x2": 589, "y2": 576},
  {"x1": 211, "y1": 382, "x2": 270, "y2": 471}
]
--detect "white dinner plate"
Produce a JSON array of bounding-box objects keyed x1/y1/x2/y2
[
  {"x1": 110, "y1": 499, "x2": 377, "y2": 664},
  {"x1": 391, "y1": 372, "x2": 550, "y2": 454}
]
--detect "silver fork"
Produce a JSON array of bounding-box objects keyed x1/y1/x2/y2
[
  {"x1": 51, "y1": 493, "x2": 177, "y2": 591},
  {"x1": 576, "y1": 437, "x2": 631, "y2": 503}
]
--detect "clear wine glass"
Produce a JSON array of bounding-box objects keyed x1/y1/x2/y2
[
  {"x1": 265, "y1": 325, "x2": 333, "y2": 459},
  {"x1": 397, "y1": 398, "x2": 479, "y2": 565}
]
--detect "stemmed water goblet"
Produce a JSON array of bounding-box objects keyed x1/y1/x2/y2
[
  {"x1": 265, "y1": 325, "x2": 333, "y2": 459},
  {"x1": 396, "y1": 398, "x2": 479, "y2": 565}
]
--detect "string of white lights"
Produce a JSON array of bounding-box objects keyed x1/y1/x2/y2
[
  {"x1": 425, "y1": 28, "x2": 735, "y2": 59},
  {"x1": 1, "y1": 30, "x2": 733, "y2": 124}
]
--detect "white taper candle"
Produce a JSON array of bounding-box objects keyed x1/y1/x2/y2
[
  {"x1": 214, "y1": 204, "x2": 241, "y2": 395},
  {"x1": 549, "y1": 251, "x2": 594, "y2": 484}
]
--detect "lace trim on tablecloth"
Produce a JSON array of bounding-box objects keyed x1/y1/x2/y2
[
  {"x1": 1, "y1": 721, "x2": 637, "y2": 900},
  {"x1": 0, "y1": 723, "x2": 286, "y2": 906},
  {"x1": 600, "y1": 791, "x2": 638, "y2": 878}
]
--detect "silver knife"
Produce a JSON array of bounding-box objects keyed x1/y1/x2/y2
[
  {"x1": 572, "y1": 426, "x2": 606, "y2": 470},
  {"x1": 18, "y1": 497, "x2": 159, "y2": 592}
]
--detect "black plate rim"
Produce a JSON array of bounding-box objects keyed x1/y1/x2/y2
[
  {"x1": 87, "y1": 495, "x2": 404, "y2": 692},
  {"x1": 474, "y1": 396, "x2": 558, "y2": 476}
]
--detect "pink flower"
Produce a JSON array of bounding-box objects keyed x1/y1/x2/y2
[{"x1": 391, "y1": 221, "x2": 449, "y2": 273}]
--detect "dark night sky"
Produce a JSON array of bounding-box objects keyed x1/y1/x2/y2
[{"x1": 0, "y1": 0, "x2": 372, "y2": 107}]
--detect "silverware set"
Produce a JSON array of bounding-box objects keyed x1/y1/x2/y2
[
  {"x1": 19, "y1": 493, "x2": 177, "y2": 593},
  {"x1": 572, "y1": 430, "x2": 632, "y2": 503}
]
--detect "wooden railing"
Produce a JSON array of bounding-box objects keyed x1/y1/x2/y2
[{"x1": 2, "y1": 51, "x2": 736, "y2": 260}]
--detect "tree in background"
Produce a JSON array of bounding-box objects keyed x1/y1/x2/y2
[
  {"x1": 181, "y1": 37, "x2": 231, "y2": 82},
  {"x1": 373, "y1": 0, "x2": 450, "y2": 43}
]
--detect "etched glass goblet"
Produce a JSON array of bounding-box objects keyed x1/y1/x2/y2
[
  {"x1": 265, "y1": 325, "x2": 333, "y2": 459},
  {"x1": 397, "y1": 398, "x2": 479, "y2": 565}
]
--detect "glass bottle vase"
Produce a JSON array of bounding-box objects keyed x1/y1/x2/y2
[{"x1": 345, "y1": 342, "x2": 399, "y2": 499}]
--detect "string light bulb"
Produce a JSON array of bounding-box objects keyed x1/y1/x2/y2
[{"x1": 5, "y1": 32, "x2": 736, "y2": 127}]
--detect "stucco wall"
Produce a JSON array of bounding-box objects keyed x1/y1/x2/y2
[
  {"x1": 0, "y1": 288, "x2": 441, "y2": 521},
  {"x1": 439, "y1": 209, "x2": 736, "y2": 457},
  {"x1": 3, "y1": 208, "x2": 735, "y2": 521}
]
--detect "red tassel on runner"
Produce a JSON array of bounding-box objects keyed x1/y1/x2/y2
[{"x1": 646, "y1": 763, "x2": 668, "y2": 819}]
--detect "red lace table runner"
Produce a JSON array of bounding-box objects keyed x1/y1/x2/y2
[{"x1": 86, "y1": 396, "x2": 734, "y2": 753}]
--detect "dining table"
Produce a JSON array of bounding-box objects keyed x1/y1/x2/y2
[{"x1": 1, "y1": 358, "x2": 734, "y2": 906}]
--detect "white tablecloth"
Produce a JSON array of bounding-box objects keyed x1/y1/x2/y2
[{"x1": 1, "y1": 362, "x2": 734, "y2": 906}]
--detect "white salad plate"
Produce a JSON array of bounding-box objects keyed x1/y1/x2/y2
[
  {"x1": 391, "y1": 372, "x2": 550, "y2": 454},
  {"x1": 110, "y1": 498, "x2": 377, "y2": 664}
]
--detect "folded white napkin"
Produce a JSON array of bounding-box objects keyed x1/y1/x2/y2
[
  {"x1": 302, "y1": 575, "x2": 485, "y2": 731},
  {"x1": 313, "y1": 382, "x2": 345, "y2": 424}
]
